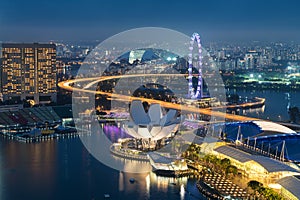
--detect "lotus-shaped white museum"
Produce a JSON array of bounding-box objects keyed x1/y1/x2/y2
[{"x1": 124, "y1": 100, "x2": 180, "y2": 142}]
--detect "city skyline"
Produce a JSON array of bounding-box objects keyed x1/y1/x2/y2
[
  {"x1": 1, "y1": 0, "x2": 300, "y2": 42},
  {"x1": 1, "y1": 2, "x2": 300, "y2": 200}
]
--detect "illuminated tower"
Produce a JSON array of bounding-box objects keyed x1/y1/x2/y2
[{"x1": 1, "y1": 43, "x2": 57, "y2": 104}]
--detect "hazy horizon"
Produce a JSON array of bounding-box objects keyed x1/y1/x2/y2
[{"x1": 1, "y1": 0, "x2": 300, "y2": 42}]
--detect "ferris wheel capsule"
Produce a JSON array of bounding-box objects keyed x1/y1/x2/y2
[{"x1": 188, "y1": 32, "x2": 203, "y2": 99}]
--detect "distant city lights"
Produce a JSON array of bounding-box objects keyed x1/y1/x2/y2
[{"x1": 166, "y1": 57, "x2": 177, "y2": 61}]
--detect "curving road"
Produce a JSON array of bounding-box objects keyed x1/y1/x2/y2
[{"x1": 58, "y1": 74, "x2": 261, "y2": 122}]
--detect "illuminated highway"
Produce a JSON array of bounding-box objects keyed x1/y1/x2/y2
[{"x1": 58, "y1": 74, "x2": 261, "y2": 122}]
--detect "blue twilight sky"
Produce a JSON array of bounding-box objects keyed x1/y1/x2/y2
[{"x1": 1, "y1": 0, "x2": 300, "y2": 42}]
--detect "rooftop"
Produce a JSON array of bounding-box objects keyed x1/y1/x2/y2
[
  {"x1": 277, "y1": 176, "x2": 300, "y2": 198},
  {"x1": 253, "y1": 121, "x2": 296, "y2": 135},
  {"x1": 148, "y1": 152, "x2": 174, "y2": 164},
  {"x1": 214, "y1": 145, "x2": 300, "y2": 173}
]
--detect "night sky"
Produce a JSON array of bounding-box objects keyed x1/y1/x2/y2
[{"x1": 1, "y1": 0, "x2": 300, "y2": 42}]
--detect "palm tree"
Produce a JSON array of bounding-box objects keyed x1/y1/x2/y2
[
  {"x1": 247, "y1": 180, "x2": 263, "y2": 191},
  {"x1": 226, "y1": 165, "x2": 238, "y2": 176}
]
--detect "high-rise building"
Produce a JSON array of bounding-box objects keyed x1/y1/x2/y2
[
  {"x1": 1, "y1": 43, "x2": 57, "y2": 104},
  {"x1": 244, "y1": 50, "x2": 261, "y2": 69}
]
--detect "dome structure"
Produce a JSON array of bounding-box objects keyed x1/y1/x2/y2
[
  {"x1": 124, "y1": 100, "x2": 180, "y2": 141},
  {"x1": 117, "y1": 48, "x2": 179, "y2": 64}
]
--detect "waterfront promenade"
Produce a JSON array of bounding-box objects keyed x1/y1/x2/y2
[{"x1": 110, "y1": 143, "x2": 150, "y2": 161}]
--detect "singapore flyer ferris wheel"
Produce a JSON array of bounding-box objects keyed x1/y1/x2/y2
[{"x1": 188, "y1": 32, "x2": 203, "y2": 99}]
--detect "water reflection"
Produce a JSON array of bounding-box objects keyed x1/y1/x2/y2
[
  {"x1": 286, "y1": 92, "x2": 291, "y2": 110},
  {"x1": 146, "y1": 174, "x2": 150, "y2": 199},
  {"x1": 0, "y1": 136, "x2": 205, "y2": 200},
  {"x1": 2, "y1": 139, "x2": 57, "y2": 199},
  {"x1": 180, "y1": 184, "x2": 185, "y2": 200},
  {"x1": 119, "y1": 171, "x2": 124, "y2": 191},
  {"x1": 117, "y1": 170, "x2": 189, "y2": 199},
  {"x1": 0, "y1": 141, "x2": 3, "y2": 200},
  {"x1": 233, "y1": 90, "x2": 300, "y2": 121},
  {"x1": 241, "y1": 105, "x2": 265, "y2": 115}
]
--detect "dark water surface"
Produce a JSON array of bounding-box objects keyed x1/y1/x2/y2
[
  {"x1": 0, "y1": 137, "x2": 204, "y2": 200},
  {"x1": 1, "y1": 90, "x2": 299, "y2": 199},
  {"x1": 233, "y1": 89, "x2": 300, "y2": 121}
]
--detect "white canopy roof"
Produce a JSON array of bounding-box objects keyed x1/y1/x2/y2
[{"x1": 253, "y1": 121, "x2": 296, "y2": 134}]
